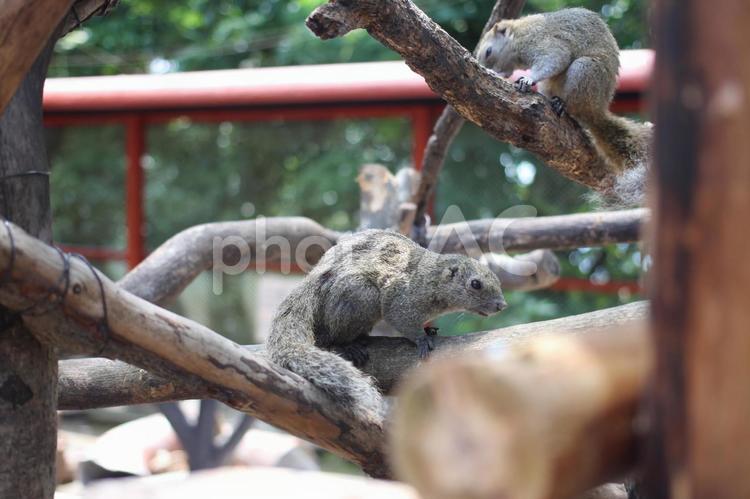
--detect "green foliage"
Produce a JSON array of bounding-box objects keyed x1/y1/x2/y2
[
  {"x1": 144, "y1": 118, "x2": 410, "y2": 244},
  {"x1": 52, "y1": 0, "x2": 647, "y2": 76}
]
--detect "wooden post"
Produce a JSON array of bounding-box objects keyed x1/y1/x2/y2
[
  {"x1": 0, "y1": 42, "x2": 58, "y2": 498},
  {"x1": 0, "y1": 0, "x2": 75, "y2": 113},
  {"x1": 644, "y1": 0, "x2": 750, "y2": 497}
]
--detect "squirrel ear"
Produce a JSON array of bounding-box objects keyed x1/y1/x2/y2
[
  {"x1": 499, "y1": 27, "x2": 507, "y2": 36},
  {"x1": 449, "y1": 266, "x2": 459, "y2": 279}
]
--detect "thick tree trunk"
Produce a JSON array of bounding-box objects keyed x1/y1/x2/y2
[
  {"x1": 0, "y1": 0, "x2": 74, "y2": 113},
  {"x1": 643, "y1": 1, "x2": 750, "y2": 497},
  {"x1": 0, "y1": 41, "x2": 57, "y2": 499}
]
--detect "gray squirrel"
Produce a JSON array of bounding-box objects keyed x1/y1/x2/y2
[
  {"x1": 266, "y1": 229, "x2": 506, "y2": 420},
  {"x1": 477, "y1": 7, "x2": 652, "y2": 205}
]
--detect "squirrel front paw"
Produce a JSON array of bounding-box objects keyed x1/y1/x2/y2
[
  {"x1": 515, "y1": 76, "x2": 535, "y2": 93},
  {"x1": 415, "y1": 335, "x2": 436, "y2": 360}
]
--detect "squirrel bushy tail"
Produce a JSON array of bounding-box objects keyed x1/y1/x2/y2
[
  {"x1": 266, "y1": 287, "x2": 386, "y2": 423},
  {"x1": 581, "y1": 112, "x2": 653, "y2": 206},
  {"x1": 269, "y1": 341, "x2": 386, "y2": 421}
]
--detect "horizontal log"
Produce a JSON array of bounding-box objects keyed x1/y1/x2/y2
[
  {"x1": 58, "y1": 302, "x2": 648, "y2": 409},
  {"x1": 0, "y1": 221, "x2": 388, "y2": 477},
  {"x1": 121, "y1": 210, "x2": 642, "y2": 309},
  {"x1": 391, "y1": 324, "x2": 651, "y2": 499},
  {"x1": 428, "y1": 209, "x2": 648, "y2": 254}
]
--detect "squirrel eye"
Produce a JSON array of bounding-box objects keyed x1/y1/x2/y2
[
  {"x1": 471, "y1": 279, "x2": 482, "y2": 290},
  {"x1": 484, "y1": 47, "x2": 492, "y2": 58}
]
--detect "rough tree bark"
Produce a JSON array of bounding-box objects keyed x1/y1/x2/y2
[
  {"x1": 428, "y1": 208, "x2": 646, "y2": 255},
  {"x1": 643, "y1": 1, "x2": 750, "y2": 498},
  {"x1": 411, "y1": 0, "x2": 526, "y2": 236},
  {"x1": 0, "y1": 41, "x2": 58, "y2": 499},
  {"x1": 60, "y1": 0, "x2": 118, "y2": 36},
  {"x1": 0, "y1": 221, "x2": 390, "y2": 477},
  {"x1": 306, "y1": 0, "x2": 618, "y2": 193},
  {"x1": 0, "y1": 0, "x2": 75, "y2": 113}
]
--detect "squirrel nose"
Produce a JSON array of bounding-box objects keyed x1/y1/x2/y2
[{"x1": 496, "y1": 299, "x2": 507, "y2": 312}]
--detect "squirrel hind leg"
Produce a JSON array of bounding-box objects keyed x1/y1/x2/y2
[
  {"x1": 556, "y1": 56, "x2": 616, "y2": 118},
  {"x1": 333, "y1": 336, "x2": 370, "y2": 367}
]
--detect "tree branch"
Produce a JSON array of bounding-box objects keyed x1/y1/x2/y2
[
  {"x1": 60, "y1": 0, "x2": 118, "y2": 36},
  {"x1": 412, "y1": 0, "x2": 527, "y2": 234},
  {"x1": 119, "y1": 217, "x2": 340, "y2": 305},
  {"x1": 307, "y1": 0, "x2": 615, "y2": 192},
  {"x1": 428, "y1": 208, "x2": 647, "y2": 254},
  {"x1": 0, "y1": 221, "x2": 388, "y2": 477},
  {"x1": 119, "y1": 209, "x2": 644, "y2": 310},
  {"x1": 58, "y1": 301, "x2": 648, "y2": 408}
]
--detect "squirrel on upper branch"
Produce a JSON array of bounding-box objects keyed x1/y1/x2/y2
[
  {"x1": 266, "y1": 229, "x2": 506, "y2": 421},
  {"x1": 477, "y1": 7, "x2": 652, "y2": 205}
]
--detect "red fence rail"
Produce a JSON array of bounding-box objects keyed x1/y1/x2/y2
[{"x1": 44, "y1": 52, "x2": 653, "y2": 293}]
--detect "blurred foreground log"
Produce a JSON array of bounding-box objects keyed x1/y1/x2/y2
[{"x1": 392, "y1": 325, "x2": 651, "y2": 499}]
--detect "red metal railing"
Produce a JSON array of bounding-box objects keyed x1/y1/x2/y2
[{"x1": 43, "y1": 52, "x2": 653, "y2": 293}]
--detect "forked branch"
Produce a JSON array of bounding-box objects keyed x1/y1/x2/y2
[{"x1": 307, "y1": 0, "x2": 615, "y2": 192}]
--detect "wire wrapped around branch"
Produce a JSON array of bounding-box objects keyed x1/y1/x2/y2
[{"x1": 0, "y1": 220, "x2": 389, "y2": 477}]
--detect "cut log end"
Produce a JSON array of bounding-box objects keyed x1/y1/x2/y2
[{"x1": 391, "y1": 326, "x2": 651, "y2": 499}]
